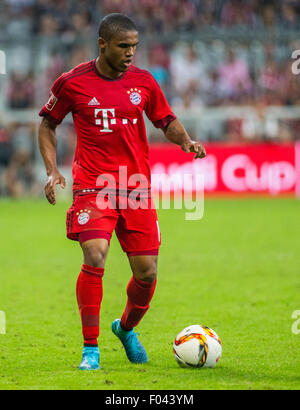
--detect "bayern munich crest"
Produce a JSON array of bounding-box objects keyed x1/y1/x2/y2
[
  {"x1": 127, "y1": 88, "x2": 142, "y2": 105},
  {"x1": 76, "y1": 209, "x2": 91, "y2": 225}
]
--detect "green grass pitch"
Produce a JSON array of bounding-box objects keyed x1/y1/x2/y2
[{"x1": 0, "y1": 197, "x2": 299, "y2": 390}]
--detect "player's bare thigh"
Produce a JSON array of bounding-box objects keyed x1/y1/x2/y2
[
  {"x1": 80, "y1": 238, "x2": 110, "y2": 268},
  {"x1": 128, "y1": 255, "x2": 158, "y2": 283}
]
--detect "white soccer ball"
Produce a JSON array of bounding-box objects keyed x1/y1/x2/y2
[{"x1": 173, "y1": 324, "x2": 222, "y2": 368}]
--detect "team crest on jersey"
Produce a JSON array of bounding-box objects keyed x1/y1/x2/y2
[
  {"x1": 127, "y1": 88, "x2": 142, "y2": 105},
  {"x1": 46, "y1": 92, "x2": 58, "y2": 111},
  {"x1": 76, "y1": 209, "x2": 91, "y2": 225}
]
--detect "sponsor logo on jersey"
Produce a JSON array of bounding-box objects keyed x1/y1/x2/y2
[
  {"x1": 88, "y1": 97, "x2": 100, "y2": 106},
  {"x1": 46, "y1": 92, "x2": 58, "y2": 111},
  {"x1": 127, "y1": 88, "x2": 142, "y2": 105},
  {"x1": 94, "y1": 108, "x2": 138, "y2": 132}
]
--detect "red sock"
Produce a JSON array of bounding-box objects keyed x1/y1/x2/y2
[
  {"x1": 120, "y1": 276, "x2": 157, "y2": 331},
  {"x1": 76, "y1": 264, "x2": 104, "y2": 346}
]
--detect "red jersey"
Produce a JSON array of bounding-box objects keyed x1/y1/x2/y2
[{"x1": 39, "y1": 59, "x2": 176, "y2": 192}]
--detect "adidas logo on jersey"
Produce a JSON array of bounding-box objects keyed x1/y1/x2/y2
[{"x1": 88, "y1": 97, "x2": 100, "y2": 106}]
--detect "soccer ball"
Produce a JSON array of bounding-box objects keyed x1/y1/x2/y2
[{"x1": 173, "y1": 324, "x2": 222, "y2": 368}]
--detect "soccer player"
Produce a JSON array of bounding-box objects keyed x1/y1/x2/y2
[{"x1": 38, "y1": 13, "x2": 206, "y2": 370}]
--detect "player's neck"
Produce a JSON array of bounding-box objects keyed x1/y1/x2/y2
[{"x1": 95, "y1": 56, "x2": 124, "y2": 80}]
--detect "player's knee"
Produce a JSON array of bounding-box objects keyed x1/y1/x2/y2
[
  {"x1": 135, "y1": 262, "x2": 157, "y2": 283},
  {"x1": 143, "y1": 271, "x2": 157, "y2": 283},
  {"x1": 81, "y1": 244, "x2": 107, "y2": 268}
]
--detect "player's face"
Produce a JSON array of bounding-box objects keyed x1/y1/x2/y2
[{"x1": 100, "y1": 31, "x2": 139, "y2": 73}]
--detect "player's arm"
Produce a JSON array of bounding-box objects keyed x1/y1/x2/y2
[
  {"x1": 38, "y1": 117, "x2": 66, "y2": 205},
  {"x1": 163, "y1": 118, "x2": 206, "y2": 159}
]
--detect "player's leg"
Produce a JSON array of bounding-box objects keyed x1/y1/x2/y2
[
  {"x1": 120, "y1": 254, "x2": 157, "y2": 330},
  {"x1": 66, "y1": 193, "x2": 118, "y2": 370},
  {"x1": 76, "y1": 235, "x2": 110, "y2": 370},
  {"x1": 112, "y1": 206, "x2": 160, "y2": 363},
  {"x1": 78, "y1": 236, "x2": 110, "y2": 345},
  {"x1": 112, "y1": 254, "x2": 158, "y2": 364}
]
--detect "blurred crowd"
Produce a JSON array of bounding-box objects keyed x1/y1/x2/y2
[
  {"x1": 2, "y1": 0, "x2": 300, "y2": 37},
  {"x1": 5, "y1": 41, "x2": 300, "y2": 109},
  {"x1": 2, "y1": 0, "x2": 300, "y2": 110},
  {"x1": 1, "y1": 0, "x2": 300, "y2": 196}
]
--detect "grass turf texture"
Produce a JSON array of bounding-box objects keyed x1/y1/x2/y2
[{"x1": 0, "y1": 197, "x2": 299, "y2": 390}]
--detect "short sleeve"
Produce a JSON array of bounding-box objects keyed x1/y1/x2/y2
[
  {"x1": 39, "y1": 74, "x2": 73, "y2": 125},
  {"x1": 145, "y1": 75, "x2": 176, "y2": 129}
]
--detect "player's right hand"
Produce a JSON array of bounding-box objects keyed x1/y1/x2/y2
[{"x1": 45, "y1": 170, "x2": 66, "y2": 205}]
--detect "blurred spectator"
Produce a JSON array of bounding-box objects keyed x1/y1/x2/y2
[
  {"x1": 258, "y1": 58, "x2": 285, "y2": 105},
  {"x1": 6, "y1": 124, "x2": 40, "y2": 197},
  {"x1": 38, "y1": 14, "x2": 59, "y2": 36},
  {"x1": 70, "y1": 12, "x2": 93, "y2": 37},
  {"x1": 67, "y1": 46, "x2": 94, "y2": 71},
  {"x1": 0, "y1": 122, "x2": 13, "y2": 195},
  {"x1": 280, "y1": 3, "x2": 299, "y2": 30},
  {"x1": 148, "y1": 44, "x2": 170, "y2": 89},
  {"x1": 170, "y1": 45, "x2": 206, "y2": 105},
  {"x1": 7, "y1": 72, "x2": 35, "y2": 109},
  {"x1": 172, "y1": 86, "x2": 204, "y2": 110},
  {"x1": 261, "y1": 4, "x2": 277, "y2": 29},
  {"x1": 220, "y1": 0, "x2": 257, "y2": 27},
  {"x1": 218, "y1": 49, "x2": 253, "y2": 102},
  {"x1": 202, "y1": 70, "x2": 228, "y2": 106}
]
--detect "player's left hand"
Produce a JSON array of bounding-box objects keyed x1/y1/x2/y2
[
  {"x1": 181, "y1": 141, "x2": 206, "y2": 159},
  {"x1": 44, "y1": 170, "x2": 66, "y2": 205}
]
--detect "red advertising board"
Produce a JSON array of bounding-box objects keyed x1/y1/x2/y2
[{"x1": 149, "y1": 143, "x2": 300, "y2": 196}]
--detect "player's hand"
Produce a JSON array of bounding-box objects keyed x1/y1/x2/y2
[
  {"x1": 181, "y1": 141, "x2": 206, "y2": 159},
  {"x1": 45, "y1": 170, "x2": 66, "y2": 205}
]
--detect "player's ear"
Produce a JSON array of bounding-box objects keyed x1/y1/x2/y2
[{"x1": 98, "y1": 37, "x2": 107, "y2": 51}]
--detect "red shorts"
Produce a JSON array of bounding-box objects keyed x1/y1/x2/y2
[{"x1": 66, "y1": 192, "x2": 161, "y2": 255}]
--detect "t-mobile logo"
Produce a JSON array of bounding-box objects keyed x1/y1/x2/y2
[{"x1": 94, "y1": 108, "x2": 138, "y2": 133}]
